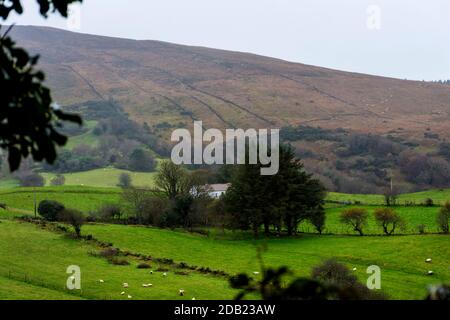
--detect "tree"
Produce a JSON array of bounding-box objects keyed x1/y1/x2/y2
[
  {"x1": 383, "y1": 188, "x2": 398, "y2": 206},
  {"x1": 18, "y1": 172, "x2": 45, "y2": 187},
  {"x1": 38, "y1": 200, "x2": 65, "y2": 221},
  {"x1": 0, "y1": 1, "x2": 83, "y2": 171},
  {"x1": 155, "y1": 161, "x2": 190, "y2": 199},
  {"x1": 121, "y1": 187, "x2": 152, "y2": 224},
  {"x1": 128, "y1": 148, "x2": 155, "y2": 172},
  {"x1": 340, "y1": 208, "x2": 368, "y2": 236},
  {"x1": 224, "y1": 145, "x2": 326, "y2": 237},
  {"x1": 50, "y1": 174, "x2": 65, "y2": 186},
  {"x1": 373, "y1": 208, "x2": 404, "y2": 235},
  {"x1": 117, "y1": 172, "x2": 132, "y2": 188},
  {"x1": 437, "y1": 202, "x2": 450, "y2": 234},
  {"x1": 58, "y1": 208, "x2": 84, "y2": 237},
  {"x1": 309, "y1": 207, "x2": 326, "y2": 234}
]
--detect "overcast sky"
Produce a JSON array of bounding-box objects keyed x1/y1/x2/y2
[{"x1": 6, "y1": 0, "x2": 450, "y2": 80}]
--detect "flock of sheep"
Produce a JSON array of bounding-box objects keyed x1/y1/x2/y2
[{"x1": 98, "y1": 272, "x2": 194, "y2": 300}]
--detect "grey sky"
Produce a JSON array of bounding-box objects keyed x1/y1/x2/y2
[{"x1": 6, "y1": 0, "x2": 450, "y2": 80}]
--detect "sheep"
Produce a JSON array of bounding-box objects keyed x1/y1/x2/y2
[
  {"x1": 123, "y1": 283, "x2": 129, "y2": 288},
  {"x1": 192, "y1": 297, "x2": 196, "y2": 300},
  {"x1": 427, "y1": 270, "x2": 434, "y2": 275},
  {"x1": 120, "y1": 291, "x2": 125, "y2": 295},
  {"x1": 179, "y1": 289, "x2": 185, "y2": 296},
  {"x1": 425, "y1": 258, "x2": 432, "y2": 263},
  {"x1": 99, "y1": 279, "x2": 105, "y2": 283},
  {"x1": 127, "y1": 295, "x2": 132, "y2": 299},
  {"x1": 253, "y1": 272, "x2": 260, "y2": 275},
  {"x1": 163, "y1": 272, "x2": 167, "y2": 277},
  {"x1": 142, "y1": 283, "x2": 153, "y2": 288},
  {"x1": 352, "y1": 267, "x2": 357, "y2": 271}
]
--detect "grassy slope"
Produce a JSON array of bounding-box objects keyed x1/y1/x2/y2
[
  {"x1": 1, "y1": 186, "x2": 447, "y2": 235},
  {"x1": 328, "y1": 189, "x2": 450, "y2": 205},
  {"x1": 83, "y1": 223, "x2": 450, "y2": 300},
  {"x1": 0, "y1": 220, "x2": 237, "y2": 300},
  {"x1": 0, "y1": 186, "x2": 121, "y2": 213},
  {"x1": 42, "y1": 168, "x2": 157, "y2": 188}
]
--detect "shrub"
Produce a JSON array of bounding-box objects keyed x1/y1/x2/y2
[
  {"x1": 311, "y1": 259, "x2": 358, "y2": 287},
  {"x1": 18, "y1": 172, "x2": 45, "y2": 187},
  {"x1": 58, "y1": 209, "x2": 85, "y2": 237},
  {"x1": 117, "y1": 173, "x2": 132, "y2": 188},
  {"x1": 97, "y1": 204, "x2": 123, "y2": 221},
  {"x1": 38, "y1": 200, "x2": 65, "y2": 221},
  {"x1": 417, "y1": 224, "x2": 426, "y2": 234},
  {"x1": 424, "y1": 198, "x2": 434, "y2": 207},
  {"x1": 50, "y1": 174, "x2": 65, "y2": 186},
  {"x1": 437, "y1": 202, "x2": 450, "y2": 233},
  {"x1": 137, "y1": 263, "x2": 151, "y2": 269},
  {"x1": 340, "y1": 208, "x2": 368, "y2": 236},
  {"x1": 374, "y1": 208, "x2": 404, "y2": 235}
]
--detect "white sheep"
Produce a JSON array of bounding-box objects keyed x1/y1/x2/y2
[
  {"x1": 425, "y1": 258, "x2": 432, "y2": 263},
  {"x1": 427, "y1": 270, "x2": 434, "y2": 275},
  {"x1": 120, "y1": 291, "x2": 125, "y2": 295},
  {"x1": 127, "y1": 295, "x2": 132, "y2": 299},
  {"x1": 99, "y1": 279, "x2": 104, "y2": 283},
  {"x1": 142, "y1": 283, "x2": 153, "y2": 288},
  {"x1": 123, "y1": 283, "x2": 129, "y2": 288},
  {"x1": 179, "y1": 289, "x2": 185, "y2": 296},
  {"x1": 352, "y1": 267, "x2": 357, "y2": 271},
  {"x1": 253, "y1": 272, "x2": 260, "y2": 275},
  {"x1": 192, "y1": 297, "x2": 196, "y2": 300},
  {"x1": 163, "y1": 272, "x2": 167, "y2": 277}
]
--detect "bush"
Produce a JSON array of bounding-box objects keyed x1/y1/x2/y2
[
  {"x1": 417, "y1": 224, "x2": 426, "y2": 234},
  {"x1": 97, "y1": 204, "x2": 123, "y2": 221},
  {"x1": 137, "y1": 263, "x2": 151, "y2": 269},
  {"x1": 437, "y1": 202, "x2": 450, "y2": 233},
  {"x1": 58, "y1": 209, "x2": 85, "y2": 237},
  {"x1": 311, "y1": 259, "x2": 358, "y2": 287},
  {"x1": 424, "y1": 198, "x2": 434, "y2": 207},
  {"x1": 38, "y1": 200, "x2": 65, "y2": 221},
  {"x1": 374, "y1": 208, "x2": 404, "y2": 235},
  {"x1": 109, "y1": 257, "x2": 130, "y2": 266},
  {"x1": 18, "y1": 172, "x2": 45, "y2": 187},
  {"x1": 50, "y1": 174, "x2": 65, "y2": 186},
  {"x1": 340, "y1": 208, "x2": 368, "y2": 236},
  {"x1": 117, "y1": 173, "x2": 132, "y2": 188}
]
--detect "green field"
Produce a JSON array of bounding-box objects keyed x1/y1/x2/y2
[
  {"x1": 0, "y1": 186, "x2": 449, "y2": 300},
  {"x1": 0, "y1": 220, "x2": 238, "y2": 300},
  {"x1": 328, "y1": 189, "x2": 450, "y2": 206},
  {"x1": 42, "y1": 168, "x2": 157, "y2": 188}
]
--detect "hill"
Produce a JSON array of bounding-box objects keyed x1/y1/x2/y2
[{"x1": 5, "y1": 26, "x2": 450, "y2": 193}]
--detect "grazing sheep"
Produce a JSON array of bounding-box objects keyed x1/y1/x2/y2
[
  {"x1": 120, "y1": 291, "x2": 125, "y2": 295},
  {"x1": 123, "y1": 283, "x2": 129, "y2": 288},
  {"x1": 163, "y1": 272, "x2": 167, "y2": 277},
  {"x1": 426, "y1": 258, "x2": 432, "y2": 263},
  {"x1": 253, "y1": 272, "x2": 260, "y2": 275},
  {"x1": 127, "y1": 295, "x2": 132, "y2": 299},
  {"x1": 352, "y1": 267, "x2": 357, "y2": 271},
  {"x1": 192, "y1": 298, "x2": 196, "y2": 300},
  {"x1": 142, "y1": 283, "x2": 153, "y2": 288},
  {"x1": 99, "y1": 279, "x2": 104, "y2": 283},
  {"x1": 179, "y1": 289, "x2": 185, "y2": 296},
  {"x1": 427, "y1": 270, "x2": 434, "y2": 275}
]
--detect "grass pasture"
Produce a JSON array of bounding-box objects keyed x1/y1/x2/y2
[
  {"x1": 42, "y1": 168, "x2": 157, "y2": 188},
  {"x1": 0, "y1": 220, "x2": 237, "y2": 300}
]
